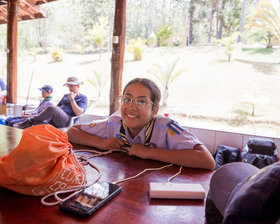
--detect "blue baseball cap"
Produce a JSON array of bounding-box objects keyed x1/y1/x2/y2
[{"x1": 38, "y1": 85, "x2": 53, "y2": 93}]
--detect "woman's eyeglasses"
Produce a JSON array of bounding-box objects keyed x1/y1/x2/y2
[{"x1": 119, "y1": 95, "x2": 155, "y2": 108}]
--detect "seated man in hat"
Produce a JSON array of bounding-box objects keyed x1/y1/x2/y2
[
  {"x1": 7, "y1": 85, "x2": 54, "y2": 127},
  {"x1": 15, "y1": 76, "x2": 88, "y2": 129}
]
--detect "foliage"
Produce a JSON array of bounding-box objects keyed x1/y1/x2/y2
[
  {"x1": 246, "y1": 0, "x2": 280, "y2": 46},
  {"x1": 220, "y1": 0, "x2": 241, "y2": 37},
  {"x1": 246, "y1": 29, "x2": 273, "y2": 47},
  {"x1": 155, "y1": 26, "x2": 173, "y2": 47},
  {"x1": 147, "y1": 32, "x2": 157, "y2": 47},
  {"x1": 173, "y1": 36, "x2": 182, "y2": 46},
  {"x1": 127, "y1": 20, "x2": 146, "y2": 39},
  {"x1": 148, "y1": 57, "x2": 185, "y2": 106},
  {"x1": 0, "y1": 25, "x2": 7, "y2": 49},
  {"x1": 127, "y1": 38, "x2": 147, "y2": 61},
  {"x1": 87, "y1": 17, "x2": 108, "y2": 60},
  {"x1": 86, "y1": 69, "x2": 109, "y2": 98},
  {"x1": 3, "y1": 0, "x2": 252, "y2": 52},
  {"x1": 220, "y1": 32, "x2": 239, "y2": 62},
  {"x1": 51, "y1": 47, "x2": 63, "y2": 62}
]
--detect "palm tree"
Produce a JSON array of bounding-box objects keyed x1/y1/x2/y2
[
  {"x1": 149, "y1": 58, "x2": 185, "y2": 106},
  {"x1": 88, "y1": 18, "x2": 108, "y2": 60},
  {"x1": 247, "y1": 0, "x2": 280, "y2": 43},
  {"x1": 86, "y1": 69, "x2": 108, "y2": 98}
]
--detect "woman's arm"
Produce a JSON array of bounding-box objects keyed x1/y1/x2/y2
[
  {"x1": 67, "y1": 126, "x2": 124, "y2": 150},
  {"x1": 129, "y1": 144, "x2": 215, "y2": 170}
]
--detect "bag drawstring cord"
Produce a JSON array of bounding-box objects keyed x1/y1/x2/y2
[{"x1": 41, "y1": 150, "x2": 106, "y2": 206}]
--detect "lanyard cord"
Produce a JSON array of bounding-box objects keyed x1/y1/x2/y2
[{"x1": 119, "y1": 117, "x2": 157, "y2": 148}]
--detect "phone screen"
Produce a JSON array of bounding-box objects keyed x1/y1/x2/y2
[{"x1": 60, "y1": 182, "x2": 122, "y2": 218}]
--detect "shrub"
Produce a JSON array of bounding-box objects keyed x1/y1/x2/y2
[
  {"x1": 155, "y1": 26, "x2": 173, "y2": 47},
  {"x1": 147, "y1": 32, "x2": 157, "y2": 47},
  {"x1": 173, "y1": 36, "x2": 182, "y2": 46},
  {"x1": 51, "y1": 47, "x2": 63, "y2": 62},
  {"x1": 127, "y1": 38, "x2": 147, "y2": 61}
]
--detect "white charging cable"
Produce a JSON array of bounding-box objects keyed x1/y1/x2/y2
[
  {"x1": 113, "y1": 163, "x2": 174, "y2": 184},
  {"x1": 168, "y1": 165, "x2": 183, "y2": 182}
]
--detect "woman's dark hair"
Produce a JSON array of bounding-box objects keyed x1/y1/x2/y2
[{"x1": 123, "y1": 78, "x2": 161, "y2": 109}]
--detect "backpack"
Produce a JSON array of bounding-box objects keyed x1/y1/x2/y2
[
  {"x1": 213, "y1": 145, "x2": 239, "y2": 170},
  {"x1": 241, "y1": 138, "x2": 278, "y2": 169}
]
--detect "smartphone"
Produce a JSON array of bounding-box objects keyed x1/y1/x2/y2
[{"x1": 59, "y1": 182, "x2": 122, "y2": 218}]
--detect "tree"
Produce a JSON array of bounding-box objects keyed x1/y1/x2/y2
[
  {"x1": 237, "y1": 0, "x2": 247, "y2": 42},
  {"x1": 88, "y1": 17, "x2": 108, "y2": 60},
  {"x1": 220, "y1": 32, "x2": 239, "y2": 61},
  {"x1": 247, "y1": 0, "x2": 280, "y2": 43},
  {"x1": 149, "y1": 57, "x2": 185, "y2": 106},
  {"x1": 127, "y1": 38, "x2": 147, "y2": 61},
  {"x1": 155, "y1": 25, "x2": 173, "y2": 46},
  {"x1": 217, "y1": 0, "x2": 228, "y2": 39},
  {"x1": 188, "y1": 0, "x2": 196, "y2": 45},
  {"x1": 86, "y1": 68, "x2": 109, "y2": 98},
  {"x1": 208, "y1": 0, "x2": 217, "y2": 45}
]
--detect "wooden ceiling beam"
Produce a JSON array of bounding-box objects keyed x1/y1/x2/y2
[
  {"x1": 0, "y1": 0, "x2": 52, "y2": 24},
  {"x1": 0, "y1": 5, "x2": 7, "y2": 24},
  {"x1": 20, "y1": 0, "x2": 47, "y2": 18}
]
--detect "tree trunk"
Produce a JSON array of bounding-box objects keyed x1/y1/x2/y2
[
  {"x1": 150, "y1": 0, "x2": 156, "y2": 34},
  {"x1": 217, "y1": 0, "x2": 227, "y2": 39},
  {"x1": 216, "y1": 3, "x2": 219, "y2": 39},
  {"x1": 208, "y1": 2, "x2": 216, "y2": 45},
  {"x1": 238, "y1": 0, "x2": 247, "y2": 43},
  {"x1": 188, "y1": 0, "x2": 195, "y2": 45}
]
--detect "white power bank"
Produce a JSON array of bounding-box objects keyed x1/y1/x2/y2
[{"x1": 149, "y1": 182, "x2": 205, "y2": 199}]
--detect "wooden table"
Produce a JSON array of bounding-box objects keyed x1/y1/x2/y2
[{"x1": 0, "y1": 125, "x2": 214, "y2": 224}]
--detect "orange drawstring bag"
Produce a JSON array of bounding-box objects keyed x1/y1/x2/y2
[{"x1": 0, "y1": 124, "x2": 87, "y2": 196}]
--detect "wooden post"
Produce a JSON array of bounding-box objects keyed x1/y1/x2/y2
[
  {"x1": 110, "y1": 0, "x2": 126, "y2": 115},
  {"x1": 7, "y1": 0, "x2": 18, "y2": 104}
]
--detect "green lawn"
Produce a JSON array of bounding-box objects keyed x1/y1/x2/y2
[{"x1": 9, "y1": 45, "x2": 280, "y2": 137}]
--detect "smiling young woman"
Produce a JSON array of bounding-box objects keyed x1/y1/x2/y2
[{"x1": 67, "y1": 78, "x2": 215, "y2": 170}]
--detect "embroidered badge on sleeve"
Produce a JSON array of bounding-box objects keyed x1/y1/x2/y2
[
  {"x1": 168, "y1": 128, "x2": 176, "y2": 136},
  {"x1": 167, "y1": 120, "x2": 184, "y2": 136}
]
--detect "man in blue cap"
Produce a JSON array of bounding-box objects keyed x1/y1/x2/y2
[
  {"x1": 14, "y1": 76, "x2": 88, "y2": 129},
  {"x1": 7, "y1": 84, "x2": 54, "y2": 127}
]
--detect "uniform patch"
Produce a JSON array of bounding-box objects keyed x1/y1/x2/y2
[
  {"x1": 168, "y1": 128, "x2": 176, "y2": 137},
  {"x1": 166, "y1": 120, "x2": 184, "y2": 135},
  {"x1": 89, "y1": 123, "x2": 96, "y2": 127}
]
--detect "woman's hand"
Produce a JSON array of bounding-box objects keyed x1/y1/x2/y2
[
  {"x1": 99, "y1": 137, "x2": 125, "y2": 150},
  {"x1": 129, "y1": 144, "x2": 148, "y2": 158}
]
